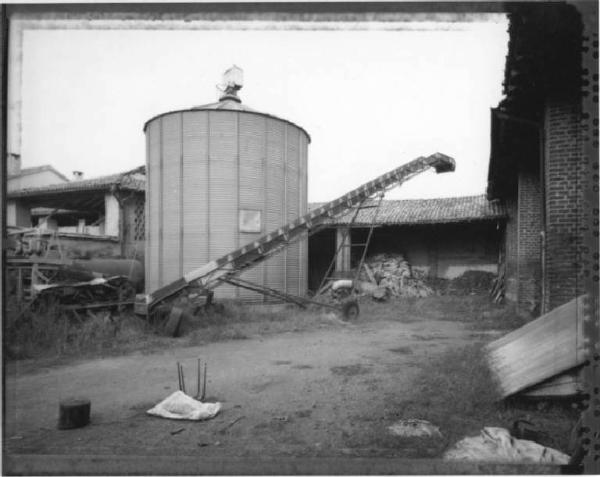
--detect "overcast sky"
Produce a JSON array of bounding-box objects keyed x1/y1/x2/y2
[{"x1": 19, "y1": 17, "x2": 508, "y2": 201}]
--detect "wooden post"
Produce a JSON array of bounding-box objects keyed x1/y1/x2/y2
[
  {"x1": 335, "y1": 227, "x2": 351, "y2": 273},
  {"x1": 104, "y1": 193, "x2": 120, "y2": 237}
]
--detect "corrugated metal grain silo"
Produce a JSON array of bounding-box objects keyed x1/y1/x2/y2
[{"x1": 144, "y1": 67, "x2": 310, "y2": 300}]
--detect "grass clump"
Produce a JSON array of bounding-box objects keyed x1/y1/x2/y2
[
  {"x1": 6, "y1": 306, "x2": 123, "y2": 360},
  {"x1": 5, "y1": 302, "x2": 66, "y2": 359},
  {"x1": 410, "y1": 344, "x2": 501, "y2": 419}
]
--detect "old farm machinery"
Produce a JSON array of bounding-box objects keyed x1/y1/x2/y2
[
  {"x1": 6, "y1": 230, "x2": 143, "y2": 315},
  {"x1": 135, "y1": 153, "x2": 455, "y2": 329}
]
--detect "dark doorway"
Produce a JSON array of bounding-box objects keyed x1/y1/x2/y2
[{"x1": 308, "y1": 228, "x2": 336, "y2": 292}]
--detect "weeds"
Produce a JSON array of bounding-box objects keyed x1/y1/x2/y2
[
  {"x1": 5, "y1": 304, "x2": 66, "y2": 359},
  {"x1": 5, "y1": 304, "x2": 134, "y2": 360},
  {"x1": 4, "y1": 299, "x2": 340, "y2": 361}
]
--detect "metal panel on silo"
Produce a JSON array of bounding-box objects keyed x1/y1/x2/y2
[
  {"x1": 264, "y1": 118, "x2": 286, "y2": 294},
  {"x1": 238, "y1": 113, "x2": 266, "y2": 300},
  {"x1": 298, "y1": 132, "x2": 309, "y2": 295},
  {"x1": 182, "y1": 112, "x2": 209, "y2": 273},
  {"x1": 286, "y1": 126, "x2": 300, "y2": 295},
  {"x1": 208, "y1": 111, "x2": 238, "y2": 299},
  {"x1": 161, "y1": 114, "x2": 182, "y2": 285},
  {"x1": 146, "y1": 120, "x2": 161, "y2": 292},
  {"x1": 144, "y1": 85, "x2": 310, "y2": 302}
]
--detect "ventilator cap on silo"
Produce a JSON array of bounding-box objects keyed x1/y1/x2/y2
[{"x1": 217, "y1": 65, "x2": 244, "y2": 103}]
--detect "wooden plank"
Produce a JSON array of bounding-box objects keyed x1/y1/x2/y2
[
  {"x1": 523, "y1": 367, "x2": 583, "y2": 398},
  {"x1": 486, "y1": 295, "x2": 587, "y2": 397}
]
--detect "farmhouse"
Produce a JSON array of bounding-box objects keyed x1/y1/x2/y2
[{"x1": 6, "y1": 168, "x2": 145, "y2": 261}]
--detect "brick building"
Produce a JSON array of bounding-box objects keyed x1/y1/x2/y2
[{"x1": 486, "y1": 2, "x2": 595, "y2": 315}]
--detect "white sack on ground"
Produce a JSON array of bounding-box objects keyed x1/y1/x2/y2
[
  {"x1": 444, "y1": 427, "x2": 569, "y2": 464},
  {"x1": 147, "y1": 391, "x2": 221, "y2": 421}
]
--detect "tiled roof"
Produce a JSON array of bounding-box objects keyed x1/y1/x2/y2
[
  {"x1": 8, "y1": 164, "x2": 70, "y2": 182},
  {"x1": 7, "y1": 168, "x2": 145, "y2": 198},
  {"x1": 310, "y1": 195, "x2": 506, "y2": 226}
]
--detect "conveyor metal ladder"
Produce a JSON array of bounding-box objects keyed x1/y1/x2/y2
[
  {"x1": 314, "y1": 192, "x2": 384, "y2": 296},
  {"x1": 135, "y1": 153, "x2": 455, "y2": 316}
]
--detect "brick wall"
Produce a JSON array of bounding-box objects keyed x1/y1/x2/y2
[
  {"x1": 544, "y1": 99, "x2": 586, "y2": 310},
  {"x1": 504, "y1": 197, "x2": 518, "y2": 303},
  {"x1": 517, "y1": 170, "x2": 542, "y2": 314}
]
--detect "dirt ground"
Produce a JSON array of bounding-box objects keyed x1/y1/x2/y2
[{"x1": 4, "y1": 316, "x2": 483, "y2": 460}]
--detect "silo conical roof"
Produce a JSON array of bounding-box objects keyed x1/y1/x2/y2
[{"x1": 144, "y1": 98, "x2": 310, "y2": 142}]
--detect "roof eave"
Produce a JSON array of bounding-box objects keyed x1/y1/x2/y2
[
  {"x1": 7, "y1": 182, "x2": 144, "y2": 200},
  {"x1": 326, "y1": 216, "x2": 508, "y2": 227}
]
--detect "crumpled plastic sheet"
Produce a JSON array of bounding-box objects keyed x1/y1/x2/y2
[
  {"x1": 147, "y1": 391, "x2": 221, "y2": 421},
  {"x1": 444, "y1": 427, "x2": 569, "y2": 464}
]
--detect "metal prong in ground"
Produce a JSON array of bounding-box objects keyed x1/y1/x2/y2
[
  {"x1": 180, "y1": 364, "x2": 186, "y2": 395},
  {"x1": 177, "y1": 362, "x2": 182, "y2": 391},
  {"x1": 201, "y1": 363, "x2": 207, "y2": 401},
  {"x1": 197, "y1": 358, "x2": 201, "y2": 399}
]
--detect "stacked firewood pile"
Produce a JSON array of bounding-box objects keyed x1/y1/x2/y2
[{"x1": 357, "y1": 253, "x2": 434, "y2": 299}]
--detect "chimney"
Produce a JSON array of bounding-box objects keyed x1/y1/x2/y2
[
  {"x1": 7, "y1": 153, "x2": 21, "y2": 176},
  {"x1": 72, "y1": 171, "x2": 84, "y2": 181}
]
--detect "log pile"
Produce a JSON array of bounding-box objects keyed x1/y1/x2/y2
[{"x1": 357, "y1": 253, "x2": 434, "y2": 299}]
